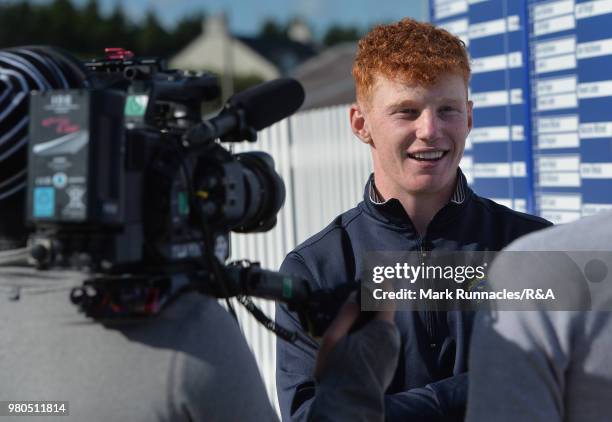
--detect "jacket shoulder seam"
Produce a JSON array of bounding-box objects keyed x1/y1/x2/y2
[
  {"x1": 471, "y1": 196, "x2": 551, "y2": 226},
  {"x1": 291, "y1": 209, "x2": 363, "y2": 256}
]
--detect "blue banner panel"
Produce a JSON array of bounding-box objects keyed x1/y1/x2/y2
[{"x1": 432, "y1": 0, "x2": 533, "y2": 214}]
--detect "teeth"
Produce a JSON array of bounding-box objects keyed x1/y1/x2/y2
[{"x1": 410, "y1": 151, "x2": 444, "y2": 160}]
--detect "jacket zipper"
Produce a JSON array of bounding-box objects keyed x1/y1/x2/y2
[{"x1": 416, "y1": 235, "x2": 437, "y2": 346}]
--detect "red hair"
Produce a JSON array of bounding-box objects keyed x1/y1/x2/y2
[{"x1": 352, "y1": 18, "x2": 470, "y2": 103}]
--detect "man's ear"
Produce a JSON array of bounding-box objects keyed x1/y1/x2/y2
[
  {"x1": 466, "y1": 100, "x2": 474, "y2": 134},
  {"x1": 350, "y1": 103, "x2": 372, "y2": 145}
]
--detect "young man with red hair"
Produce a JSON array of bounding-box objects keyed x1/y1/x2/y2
[{"x1": 276, "y1": 18, "x2": 551, "y2": 421}]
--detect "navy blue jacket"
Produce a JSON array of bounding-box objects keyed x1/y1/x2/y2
[{"x1": 276, "y1": 173, "x2": 552, "y2": 421}]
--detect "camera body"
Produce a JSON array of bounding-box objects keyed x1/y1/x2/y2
[
  {"x1": 18, "y1": 48, "x2": 354, "y2": 338},
  {"x1": 26, "y1": 51, "x2": 284, "y2": 274}
]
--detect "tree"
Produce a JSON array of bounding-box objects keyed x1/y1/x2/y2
[
  {"x1": 137, "y1": 11, "x2": 171, "y2": 56},
  {"x1": 0, "y1": 0, "x2": 208, "y2": 61},
  {"x1": 99, "y1": 4, "x2": 133, "y2": 53},
  {"x1": 258, "y1": 19, "x2": 287, "y2": 40},
  {"x1": 0, "y1": 2, "x2": 34, "y2": 47},
  {"x1": 46, "y1": 0, "x2": 80, "y2": 48},
  {"x1": 171, "y1": 13, "x2": 204, "y2": 56},
  {"x1": 323, "y1": 24, "x2": 361, "y2": 47},
  {"x1": 75, "y1": 0, "x2": 102, "y2": 54}
]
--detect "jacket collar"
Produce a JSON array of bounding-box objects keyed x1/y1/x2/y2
[{"x1": 362, "y1": 168, "x2": 473, "y2": 230}]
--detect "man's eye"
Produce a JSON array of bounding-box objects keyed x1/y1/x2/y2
[
  {"x1": 399, "y1": 109, "x2": 418, "y2": 115},
  {"x1": 440, "y1": 106, "x2": 458, "y2": 113}
]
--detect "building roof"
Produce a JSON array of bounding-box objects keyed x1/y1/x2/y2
[
  {"x1": 291, "y1": 42, "x2": 357, "y2": 110},
  {"x1": 170, "y1": 15, "x2": 317, "y2": 82},
  {"x1": 236, "y1": 36, "x2": 317, "y2": 76}
]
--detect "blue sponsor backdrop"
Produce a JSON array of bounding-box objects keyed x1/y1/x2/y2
[{"x1": 430, "y1": 0, "x2": 612, "y2": 223}]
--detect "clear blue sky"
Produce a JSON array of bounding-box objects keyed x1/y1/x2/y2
[{"x1": 25, "y1": 0, "x2": 428, "y2": 37}]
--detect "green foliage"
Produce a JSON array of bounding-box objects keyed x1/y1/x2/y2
[
  {"x1": 173, "y1": 13, "x2": 204, "y2": 51},
  {"x1": 0, "y1": 0, "x2": 203, "y2": 59},
  {"x1": 323, "y1": 24, "x2": 361, "y2": 47},
  {"x1": 258, "y1": 19, "x2": 288, "y2": 40},
  {"x1": 137, "y1": 11, "x2": 171, "y2": 56}
]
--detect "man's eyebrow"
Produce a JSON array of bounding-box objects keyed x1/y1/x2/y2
[
  {"x1": 386, "y1": 100, "x2": 419, "y2": 111},
  {"x1": 386, "y1": 98, "x2": 464, "y2": 111},
  {"x1": 438, "y1": 97, "x2": 464, "y2": 105}
]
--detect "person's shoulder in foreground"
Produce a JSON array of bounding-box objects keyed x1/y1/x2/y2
[
  {"x1": 467, "y1": 211, "x2": 612, "y2": 422},
  {"x1": 0, "y1": 266, "x2": 277, "y2": 422}
]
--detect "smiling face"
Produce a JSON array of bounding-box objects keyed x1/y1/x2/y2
[{"x1": 351, "y1": 73, "x2": 473, "y2": 200}]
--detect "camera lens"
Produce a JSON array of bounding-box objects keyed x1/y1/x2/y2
[{"x1": 232, "y1": 151, "x2": 285, "y2": 233}]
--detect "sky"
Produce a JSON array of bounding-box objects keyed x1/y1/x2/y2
[{"x1": 23, "y1": 0, "x2": 428, "y2": 37}]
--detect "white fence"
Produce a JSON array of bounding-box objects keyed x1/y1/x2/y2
[{"x1": 227, "y1": 104, "x2": 372, "y2": 412}]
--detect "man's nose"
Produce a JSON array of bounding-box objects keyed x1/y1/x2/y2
[{"x1": 415, "y1": 109, "x2": 440, "y2": 141}]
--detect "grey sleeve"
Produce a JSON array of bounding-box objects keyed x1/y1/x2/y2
[
  {"x1": 465, "y1": 244, "x2": 588, "y2": 421},
  {"x1": 169, "y1": 299, "x2": 280, "y2": 422},
  {"x1": 466, "y1": 309, "x2": 573, "y2": 422},
  {"x1": 307, "y1": 320, "x2": 401, "y2": 422}
]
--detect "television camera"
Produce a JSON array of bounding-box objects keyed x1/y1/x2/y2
[{"x1": 11, "y1": 47, "x2": 357, "y2": 342}]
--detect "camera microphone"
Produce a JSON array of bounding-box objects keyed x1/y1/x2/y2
[
  {"x1": 228, "y1": 77, "x2": 305, "y2": 130},
  {"x1": 187, "y1": 78, "x2": 305, "y2": 147}
]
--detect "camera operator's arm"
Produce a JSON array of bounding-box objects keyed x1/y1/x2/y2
[{"x1": 308, "y1": 295, "x2": 400, "y2": 422}]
